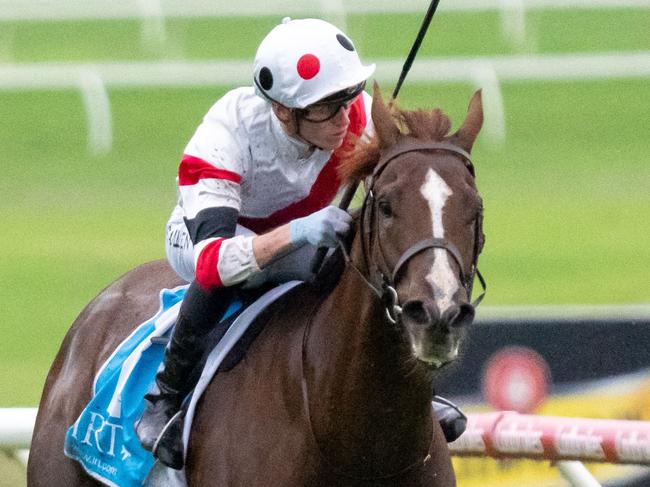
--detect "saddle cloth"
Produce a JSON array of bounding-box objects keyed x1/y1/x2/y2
[{"x1": 63, "y1": 281, "x2": 301, "y2": 487}]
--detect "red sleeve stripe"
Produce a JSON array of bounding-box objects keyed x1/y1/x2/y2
[
  {"x1": 178, "y1": 154, "x2": 241, "y2": 186},
  {"x1": 195, "y1": 238, "x2": 225, "y2": 289}
]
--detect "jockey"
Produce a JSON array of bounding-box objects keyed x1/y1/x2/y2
[{"x1": 136, "y1": 17, "x2": 466, "y2": 468}]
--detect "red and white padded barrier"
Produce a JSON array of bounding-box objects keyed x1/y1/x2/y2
[{"x1": 450, "y1": 411, "x2": 650, "y2": 465}]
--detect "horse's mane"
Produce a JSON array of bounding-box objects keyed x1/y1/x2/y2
[{"x1": 339, "y1": 105, "x2": 453, "y2": 184}]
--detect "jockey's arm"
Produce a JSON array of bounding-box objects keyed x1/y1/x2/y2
[
  {"x1": 192, "y1": 205, "x2": 351, "y2": 291},
  {"x1": 251, "y1": 224, "x2": 292, "y2": 268},
  {"x1": 252, "y1": 205, "x2": 352, "y2": 268}
]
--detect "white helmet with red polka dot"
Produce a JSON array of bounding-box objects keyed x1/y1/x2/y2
[{"x1": 253, "y1": 17, "x2": 375, "y2": 109}]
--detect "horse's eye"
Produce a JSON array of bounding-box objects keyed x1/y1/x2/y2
[{"x1": 378, "y1": 201, "x2": 393, "y2": 218}]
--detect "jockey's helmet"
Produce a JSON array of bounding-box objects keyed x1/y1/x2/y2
[{"x1": 253, "y1": 18, "x2": 375, "y2": 109}]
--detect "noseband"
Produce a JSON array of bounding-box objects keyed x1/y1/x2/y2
[{"x1": 346, "y1": 139, "x2": 486, "y2": 324}]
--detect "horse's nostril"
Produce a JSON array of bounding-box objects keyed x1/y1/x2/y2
[
  {"x1": 449, "y1": 303, "x2": 475, "y2": 328},
  {"x1": 402, "y1": 300, "x2": 431, "y2": 325}
]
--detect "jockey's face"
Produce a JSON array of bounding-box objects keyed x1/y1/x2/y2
[
  {"x1": 297, "y1": 103, "x2": 351, "y2": 151},
  {"x1": 273, "y1": 100, "x2": 352, "y2": 151}
]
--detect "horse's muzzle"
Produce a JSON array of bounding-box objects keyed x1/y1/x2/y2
[
  {"x1": 401, "y1": 300, "x2": 474, "y2": 367},
  {"x1": 445, "y1": 303, "x2": 475, "y2": 329},
  {"x1": 401, "y1": 300, "x2": 474, "y2": 331}
]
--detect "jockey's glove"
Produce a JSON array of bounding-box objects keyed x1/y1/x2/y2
[{"x1": 289, "y1": 206, "x2": 352, "y2": 248}]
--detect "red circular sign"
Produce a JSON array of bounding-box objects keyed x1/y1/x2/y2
[{"x1": 482, "y1": 346, "x2": 550, "y2": 413}]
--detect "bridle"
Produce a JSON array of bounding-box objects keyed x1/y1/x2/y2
[{"x1": 344, "y1": 138, "x2": 487, "y2": 324}]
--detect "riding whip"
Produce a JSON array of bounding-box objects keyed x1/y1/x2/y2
[{"x1": 311, "y1": 0, "x2": 443, "y2": 274}]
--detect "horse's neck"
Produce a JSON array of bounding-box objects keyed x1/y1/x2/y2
[{"x1": 305, "y1": 237, "x2": 434, "y2": 472}]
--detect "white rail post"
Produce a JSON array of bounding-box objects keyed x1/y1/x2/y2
[
  {"x1": 470, "y1": 61, "x2": 506, "y2": 149},
  {"x1": 137, "y1": 0, "x2": 167, "y2": 53},
  {"x1": 13, "y1": 449, "x2": 30, "y2": 467},
  {"x1": 77, "y1": 68, "x2": 113, "y2": 156},
  {"x1": 499, "y1": 0, "x2": 530, "y2": 52},
  {"x1": 557, "y1": 461, "x2": 602, "y2": 487}
]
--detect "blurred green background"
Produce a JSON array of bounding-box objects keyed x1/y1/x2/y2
[
  {"x1": 0, "y1": 4, "x2": 649, "y2": 487},
  {"x1": 1, "y1": 6, "x2": 648, "y2": 408}
]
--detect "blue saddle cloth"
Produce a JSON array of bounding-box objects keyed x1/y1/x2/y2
[{"x1": 63, "y1": 285, "x2": 242, "y2": 487}]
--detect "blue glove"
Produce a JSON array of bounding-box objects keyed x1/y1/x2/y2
[{"x1": 289, "y1": 206, "x2": 352, "y2": 248}]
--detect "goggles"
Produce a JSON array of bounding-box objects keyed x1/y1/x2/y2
[
  {"x1": 297, "y1": 81, "x2": 365, "y2": 123},
  {"x1": 298, "y1": 100, "x2": 354, "y2": 122}
]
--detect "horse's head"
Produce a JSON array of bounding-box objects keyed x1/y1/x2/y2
[{"x1": 342, "y1": 83, "x2": 486, "y2": 368}]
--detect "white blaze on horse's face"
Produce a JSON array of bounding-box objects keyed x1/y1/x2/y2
[{"x1": 420, "y1": 168, "x2": 459, "y2": 315}]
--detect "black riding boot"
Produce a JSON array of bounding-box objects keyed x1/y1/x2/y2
[
  {"x1": 432, "y1": 395, "x2": 467, "y2": 442},
  {"x1": 135, "y1": 281, "x2": 234, "y2": 468}
]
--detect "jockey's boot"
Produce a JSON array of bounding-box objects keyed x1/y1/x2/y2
[
  {"x1": 135, "y1": 281, "x2": 234, "y2": 469},
  {"x1": 432, "y1": 395, "x2": 467, "y2": 443}
]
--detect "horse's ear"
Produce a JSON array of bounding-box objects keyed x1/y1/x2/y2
[
  {"x1": 453, "y1": 90, "x2": 483, "y2": 153},
  {"x1": 371, "y1": 81, "x2": 399, "y2": 150}
]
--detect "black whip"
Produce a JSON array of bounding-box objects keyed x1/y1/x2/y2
[{"x1": 392, "y1": 0, "x2": 442, "y2": 100}]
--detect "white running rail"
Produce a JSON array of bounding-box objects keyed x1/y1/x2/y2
[
  {"x1": 2, "y1": 52, "x2": 649, "y2": 154},
  {"x1": 0, "y1": 0, "x2": 648, "y2": 21},
  {"x1": 1, "y1": 0, "x2": 647, "y2": 57}
]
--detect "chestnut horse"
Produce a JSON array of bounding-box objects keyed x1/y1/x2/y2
[{"x1": 28, "y1": 85, "x2": 485, "y2": 487}]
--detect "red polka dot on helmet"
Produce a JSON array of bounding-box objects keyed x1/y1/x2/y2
[
  {"x1": 253, "y1": 18, "x2": 375, "y2": 109},
  {"x1": 296, "y1": 54, "x2": 320, "y2": 80}
]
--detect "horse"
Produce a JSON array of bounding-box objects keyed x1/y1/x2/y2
[{"x1": 27, "y1": 83, "x2": 485, "y2": 487}]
